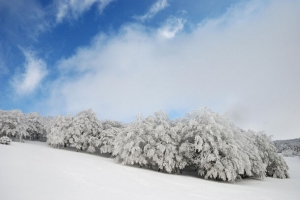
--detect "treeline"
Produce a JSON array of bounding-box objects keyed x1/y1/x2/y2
[
  {"x1": 46, "y1": 109, "x2": 123, "y2": 154},
  {"x1": 273, "y1": 138, "x2": 300, "y2": 157},
  {"x1": 0, "y1": 110, "x2": 51, "y2": 142},
  {"x1": 0, "y1": 108, "x2": 289, "y2": 182}
]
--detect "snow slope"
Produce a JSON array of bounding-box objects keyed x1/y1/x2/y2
[{"x1": 0, "y1": 141, "x2": 299, "y2": 200}]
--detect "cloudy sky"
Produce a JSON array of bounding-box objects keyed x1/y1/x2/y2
[{"x1": 0, "y1": 0, "x2": 299, "y2": 140}]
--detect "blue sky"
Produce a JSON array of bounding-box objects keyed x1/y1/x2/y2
[{"x1": 0, "y1": 0, "x2": 300, "y2": 139}]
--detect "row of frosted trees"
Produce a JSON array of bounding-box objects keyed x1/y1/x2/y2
[
  {"x1": 0, "y1": 108, "x2": 289, "y2": 181},
  {"x1": 113, "y1": 109, "x2": 289, "y2": 181},
  {"x1": 46, "y1": 109, "x2": 122, "y2": 154},
  {"x1": 0, "y1": 110, "x2": 51, "y2": 142},
  {"x1": 274, "y1": 138, "x2": 300, "y2": 155}
]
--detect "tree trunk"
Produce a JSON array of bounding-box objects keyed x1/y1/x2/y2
[{"x1": 19, "y1": 134, "x2": 23, "y2": 143}]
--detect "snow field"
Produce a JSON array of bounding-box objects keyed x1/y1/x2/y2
[{"x1": 0, "y1": 141, "x2": 299, "y2": 200}]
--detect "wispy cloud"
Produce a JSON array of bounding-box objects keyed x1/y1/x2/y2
[
  {"x1": 158, "y1": 17, "x2": 185, "y2": 39},
  {"x1": 0, "y1": 0, "x2": 115, "y2": 41},
  {"x1": 134, "y1": 0, "x2": 169, "y2": 21},
  {"x1": 11, "y1": 49, "x2": 48, "y2": 95},
  {"x1": 55, "y1": 0, "x2": 115, "y2": 23},
  {"x1": 0, "y1": 0, "x2": 50, "y2": 41},
  {"x1": 46, "y1": 0, "x2": 300, "y2": 139}
]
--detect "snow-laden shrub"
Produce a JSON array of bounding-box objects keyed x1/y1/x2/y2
[{"x1": 0, "y1": 136, "x2": 11, "y2": 145}]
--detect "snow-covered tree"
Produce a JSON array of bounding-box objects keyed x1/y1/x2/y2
[
  {"x1": 46, "y1": 115, "x2": 74, "y2": 148},
  {"x1": 71, "y1": 109, "x2": 103, "y2": 153},
  {"x1": 97, "y1": 120, "x2": 123, "y2": 154},
  {"x1": 0, "y1": 110, "x2": 28, "y2": 142},
  {"x1": 43, "y1": 107, "x2": 290, "y2": 182},
  {"x1": 142, "y1": 111, "x2": 182, "y2": 173},
  {"x1": 181, "y1": 109, "x2": 243, "y2": 181},
  {"x1": 178, "y1": 108, "x2": 267, "y2": 182},
  {"x1": 113, "y1": 111, "x2": 183, "y2": 173},
  {"x1": 112, "y1": 108, "x2": 289, "y2": 181},
  {"x1": 25, "y1": 112, "x2": 46, "y2": 140},
  {"x1": 113, "y1": 114, "x2": 148, "y2": 167},
  {"x1": 233, "y1": 129, "x2": 266, "y2": 179},
  {"x1": 170, "y1": 119, "x2": 191, "y2": 173},
  {"x1": 254, "y1": 132, "x2": 289, "y2": 178},
  {"x1": 40, "y1": 116, "x2": 54, "y2": 141}
]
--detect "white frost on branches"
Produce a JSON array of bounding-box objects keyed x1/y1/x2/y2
[
  {"x1": 0, "y1": 107, "x2": 290, "y2": 182},
  {"x1": 113, "y1": 108, "x2": 289, "y2": 181},
  {"x1": 0, "y1": 110, "x2": 28, "y2": 142}
]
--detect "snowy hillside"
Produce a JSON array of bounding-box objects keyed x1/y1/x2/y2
[{"x1": 0, "y1": 141, "x2": 299, "y2": 200}]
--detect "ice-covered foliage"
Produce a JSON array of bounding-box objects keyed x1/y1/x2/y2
[
  {"x1": 46, "y1": 115, "x2": 75, "y2": 148},
  {"x1": 254, "y1": 132, "x2": 289, "y2": 178},
  {"x1": 25, "y1": 112, "x2": 46, "y2": 140},
  {"x1": 71, "y1": 109, "x2": 103, "y2": 153},
  {"x1": 97, "y1": 120, "x2": 123, "y2": 154},
  {"x1": 0, "y1": 136, "x2": 11, "y2": 145},
  {"x1": 142, "y1": 111, "x2": 182, "y2": 173},
  {"x1": 46, "y1": 109, "x2": 108, "y2": 154},
  {"x1": 233, "y1": 130, "x2": 266, "y2": 179},
  {"x1": 113, "y1": 114, "x2": 148, "y2": 166},
  {"x1": 180, "y1": 109, "x2": 266, "y2": 181},
  {"x1": 0, "y1": 110, "x2": 28, "y2": 142},
  {"x1": 113, "y1": 111, "x2": 184, "y2": 173},
  {"x1": 2, "y1": 107, "x2": 289, "y2": 182},
  {"x1": 113, "y1": 107, "x2": 289, "y2": 182}
]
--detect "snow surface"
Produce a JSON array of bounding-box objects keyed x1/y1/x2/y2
[{"x1": 1, "y1": 141, "x2": 299, "y2": 200}]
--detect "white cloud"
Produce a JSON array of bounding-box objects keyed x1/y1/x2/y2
[
  {"x1": 47, "y1": 0, "x2": 300, "y2": 140},
  {"x1": 12, "y1": 50, "x2": 48, "y2": 95},
  {"x1": 134, "y1": 0, "x2": 169, "y2": 21},
  {"x1": 158, "y1": 17, "x2": 185, "y2": 39},
  {"x1": 55, "y1": 0, "x2": 114, "y2": 23}
]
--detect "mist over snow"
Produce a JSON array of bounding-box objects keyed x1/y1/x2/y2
[
  {"x1": 0, "y1": 0, "x2": 299, "y2": 140},
  {"x1": 47, "y1": 1, "x2": 300, "y2": 139}
]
